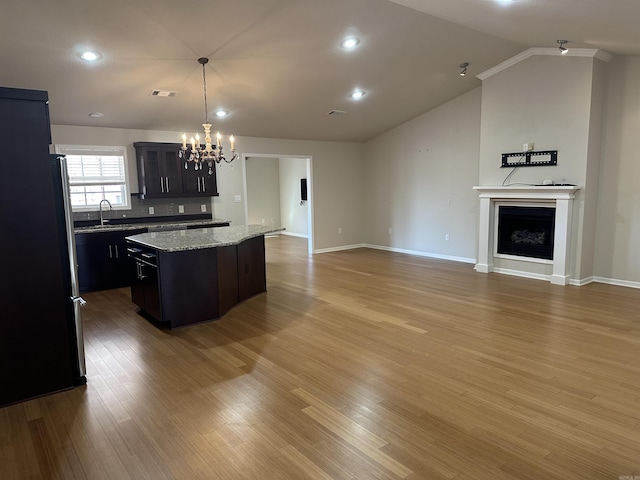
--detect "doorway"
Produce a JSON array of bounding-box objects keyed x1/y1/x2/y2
[{"x1": 242, "y1": 154, "x2": 314, "y2": 255}]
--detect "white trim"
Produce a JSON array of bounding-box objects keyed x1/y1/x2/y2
[
  {"x1": 570, "y1": 276, "x2": 594, "y2": 287},
  {"x1": 593, "y1": 276, "x2": 640, "y2": 290},
  {"x1": 280, "y1": 231, "x2": 308, "y2": 239},
  {"x1": 363, "y1": 244, "x2": 476, "y2": 264},
  {"x1": 493, "y1": 267, "x2": 550, "y2": 283},
  {"x1": 314, "y1": 244, "x2": 365, "y2": 254},
  {"x1": 477, "y1": 48, "x2": 613, "y2": 81}
]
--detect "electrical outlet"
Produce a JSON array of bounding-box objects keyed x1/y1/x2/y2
[
  {"x1": 234, "y1": 195, "x2": 242, "y2": 203},
  {"x1": 200, "y1": 204, "x2": 207, "y2": 212},
  {"x1": 338, "y1": 227, "x2": 342, "y2": 234},
  {"x1": 445, "y1": 233, "x2": 450, "y2": 241},
  {"x1": 523, "y1": 143, "x2": 534, "y2": 152},
  {"x1": 261, "y1": 218, "x2": 265, "y2": 224},
  {"x1": 178, "y1": 205, "x2": 184, "y2": 213},
  {"x1": 388, "y1": 228, "x2": 392, "y2": 235},
  {"x1": 148, "y1": 206, "x2": 154, "y2": 215}
]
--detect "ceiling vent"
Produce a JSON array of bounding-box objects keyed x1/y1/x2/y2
[
  {"x1": 327, "y1": 109, "x2": 348, "y2": 116},
  {"x1": 151, "y1": 89, "x2": 177, "y2": 97}
]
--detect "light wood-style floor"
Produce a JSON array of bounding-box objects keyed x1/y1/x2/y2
[{"x1": 1, "y1": 235, "x2": 639, "y2": 480}]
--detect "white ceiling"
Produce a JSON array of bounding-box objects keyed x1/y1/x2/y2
[{"x1": 0, "y1": 0, "x2": 635, "y2": 142}]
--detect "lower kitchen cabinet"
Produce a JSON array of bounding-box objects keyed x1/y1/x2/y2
[
  {"x1": 75, "y1": 229, "x2": 146, "y2": 293},
  {"x1": 127, "y1": 232, "x2": 268, "y2": 328}
]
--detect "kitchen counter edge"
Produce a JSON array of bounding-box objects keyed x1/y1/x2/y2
[{"x1": 125, "y1": 225, "x2": 284, "y2": 252}]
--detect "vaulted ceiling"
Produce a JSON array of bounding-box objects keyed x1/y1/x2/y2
[{"x1": 1, "y1": 0, "x2": 636, "y2": 142}]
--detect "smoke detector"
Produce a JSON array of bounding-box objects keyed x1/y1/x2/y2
[{"x1": 150, "y1": 90, "x2": 177, "y2": 97}]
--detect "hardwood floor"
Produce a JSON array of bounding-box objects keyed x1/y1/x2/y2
[{"x1": 1, "y1": 235, "x2": 639, "y2": 479}]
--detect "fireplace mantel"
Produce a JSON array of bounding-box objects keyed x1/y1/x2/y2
[
  {"x1": 473, "y1": 185, "x2": 581, "y2": 200},
  {"x1": 473, "y1": 185, "x2": 581, "y2": 285}
]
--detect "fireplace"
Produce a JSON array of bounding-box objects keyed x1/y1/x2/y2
[
  {"x1": 496, "y1": 205, "x2": 555, "y2": 260},
  {"x1": 473, "y1": 186, "x2": 580, "y2": 285}
]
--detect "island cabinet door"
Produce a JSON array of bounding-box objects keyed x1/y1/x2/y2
[
  {"x1": 158, "y1": 249, "x2": 219, "y2": 328},
  {"x1": 237, "y1": 236, "x2": 266, "y2": 301},
  {"x1": 216, "y1": 245, "x2": 239, "y2": 317}
]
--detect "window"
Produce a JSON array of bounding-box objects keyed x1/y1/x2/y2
[{"x1": 55, "y1": 145, "x2": 130, "y2": 211}]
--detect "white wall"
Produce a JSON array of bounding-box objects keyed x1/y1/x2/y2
[
  {"x1": 595, "y1": 55, "x2": 640, "y2": 284},
  {"x1": 51, "y1": 125, "x2": 364, "y2": 251},
  {"x1": 245, "y1": 157, "x2": 281, "y2": 227},
  {"x1": 279, "y1": 157, "x2": 308, "y2": 237},
  {"x1": 363, "y1": 88, "x2": 481, "y2": 261}
]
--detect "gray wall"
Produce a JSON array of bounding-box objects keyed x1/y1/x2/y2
[
  {"x1": 595, "y1": 55, "x2": 640, "y2": 285},
  {"x1": 245, "y1": 157, "x2": 281, "y2": 227},
  {"x1": 478, "y1": 53, "x2": 607, "y2": 281},
  {"x1": 363, "y1": 88, "x2": 481, "y2": 262}
]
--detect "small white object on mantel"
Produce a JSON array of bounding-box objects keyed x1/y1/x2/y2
[{"x1": 473, "y1": 185, "x2": 581, "y2": 285}]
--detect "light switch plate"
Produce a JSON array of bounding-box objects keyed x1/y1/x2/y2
[
  {"x1": 234, "y1": 195, "x2": 242, "y2": 203},
  {"x1": 178, "y1": 205, "x2": 184, "y2": 213},
  {"x1": 148, "y1": 206, "x2": 154, "y2": 215},
  {"x1": 201, "y1": 204, "x2": 207, "y2": 212}
]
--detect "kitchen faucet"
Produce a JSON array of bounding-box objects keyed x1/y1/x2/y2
[{"x1": 99, "y1": 199, "x2": 112, "y2": 226}]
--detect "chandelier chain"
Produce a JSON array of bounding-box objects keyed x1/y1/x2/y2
[{"x1": 202, "y1": 61, "x2": 209, "y2": 124}]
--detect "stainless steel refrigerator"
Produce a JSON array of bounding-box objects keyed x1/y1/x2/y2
[{"x1": 0, "y1": 86, "x2": 86, "y2": 407}]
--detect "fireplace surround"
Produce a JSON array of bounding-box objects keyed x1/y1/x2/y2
[{"x1": 473, "y1": 185, "x2": 581, "y2": 285}]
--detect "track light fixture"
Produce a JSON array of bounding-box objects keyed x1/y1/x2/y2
[
  {"x1": 557, "y1": 40, "x2": 569, "y2": 54},
  {"x1": 459, "y1": 62, "x2": 469, "y2": 76}
]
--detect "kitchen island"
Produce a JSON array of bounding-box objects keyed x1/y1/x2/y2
[{"x1": 125, "y1": 225, "x2": 283, "y2": 328}]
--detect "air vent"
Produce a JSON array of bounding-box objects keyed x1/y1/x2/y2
[
  {"x1": 151, "y1": 90, "x2": 177, "y2": 97},
  {"x1": 327, "y1": 109, "x2": 348, "y2": 116}
]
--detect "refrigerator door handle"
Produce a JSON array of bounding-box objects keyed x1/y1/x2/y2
[{"x1": 71, "y1": 295, "x2": 87, "y2": 307}]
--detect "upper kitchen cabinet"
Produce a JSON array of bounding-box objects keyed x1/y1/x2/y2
[
  {"x1": 182, "y1": 163, "x2": 219, "y2": 197},
  {"x1": 134, "y1": 142, "x2": 183, "y2": 198},
  {"x1": 134, "y1": 142, "x2": 218, "y2": 198}
]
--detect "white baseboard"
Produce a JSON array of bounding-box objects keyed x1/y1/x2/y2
[
  {"x1": 570, "y1": 276, "x2": 594, "y2": 286},
  {"x1": 280, "y1": 231, "x2": 308, "y2": 239},
  {"x1": 592, "y1": 276, "x2": 640, "y2": 290},
  {"x1": 314, "y1": 243, "x2": 366, "y2": 254},
  {"x1": 492, "y1": 267, "x2": 550, "y2": 282},
  {"x1": 362, "y1": 244, "x2": 476, "y2": 264}
]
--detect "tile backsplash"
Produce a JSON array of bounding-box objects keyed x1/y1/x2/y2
[{"x1": 73, "y1": 196, "x2": 211, "y2": 222}]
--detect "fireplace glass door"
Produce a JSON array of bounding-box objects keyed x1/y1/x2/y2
[{"x1": 496, "y1": 205, "x2": 555, "y2": 260}]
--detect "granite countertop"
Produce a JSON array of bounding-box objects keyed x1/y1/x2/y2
[
  {"x1": 74, "y1": 217, "x2": 230, "y2": 234},
  {"x1": 125, "y1": 225, "x2": 284, "y2": 252}
]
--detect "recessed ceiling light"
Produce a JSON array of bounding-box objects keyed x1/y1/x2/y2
[
  {"x1": 88, "y1": 112, "x2": 104, "y2": 118},
  {"x1": 80, "y1": 50, "x2": 102, "y2": 61},
  {"x1": 215, "y1": 109, "x2": 229, "y2": 118},
  {"x1": 349, "y1": 89, "x2": 365, "y2": 100},
  {"x1": 340, "y1": 37, "x2": 360, "y2": 50}
]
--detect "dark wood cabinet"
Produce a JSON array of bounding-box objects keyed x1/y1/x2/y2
[
  {"x1": 128, "y1": 234, "x2": 267, "y2": 328},
  {"x1": 130, "y1": 253, "x2": 161, "y2": 321},
  {"x1": 75, "y1": 229, "x2": 145, "y2": 293},
  {"x1": 134, "y1": 142, "x2": 218, "y2": 198},
  {"x1": 237, "y1": 235, "x2": 266, "y2": 301},
  {"x1": 181, "y1": 165, "x2": 219, "y2": 196}
]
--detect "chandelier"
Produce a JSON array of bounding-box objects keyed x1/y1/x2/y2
[{"x1": 180, "y1": 57, "x2": 238, "y2": 174}]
